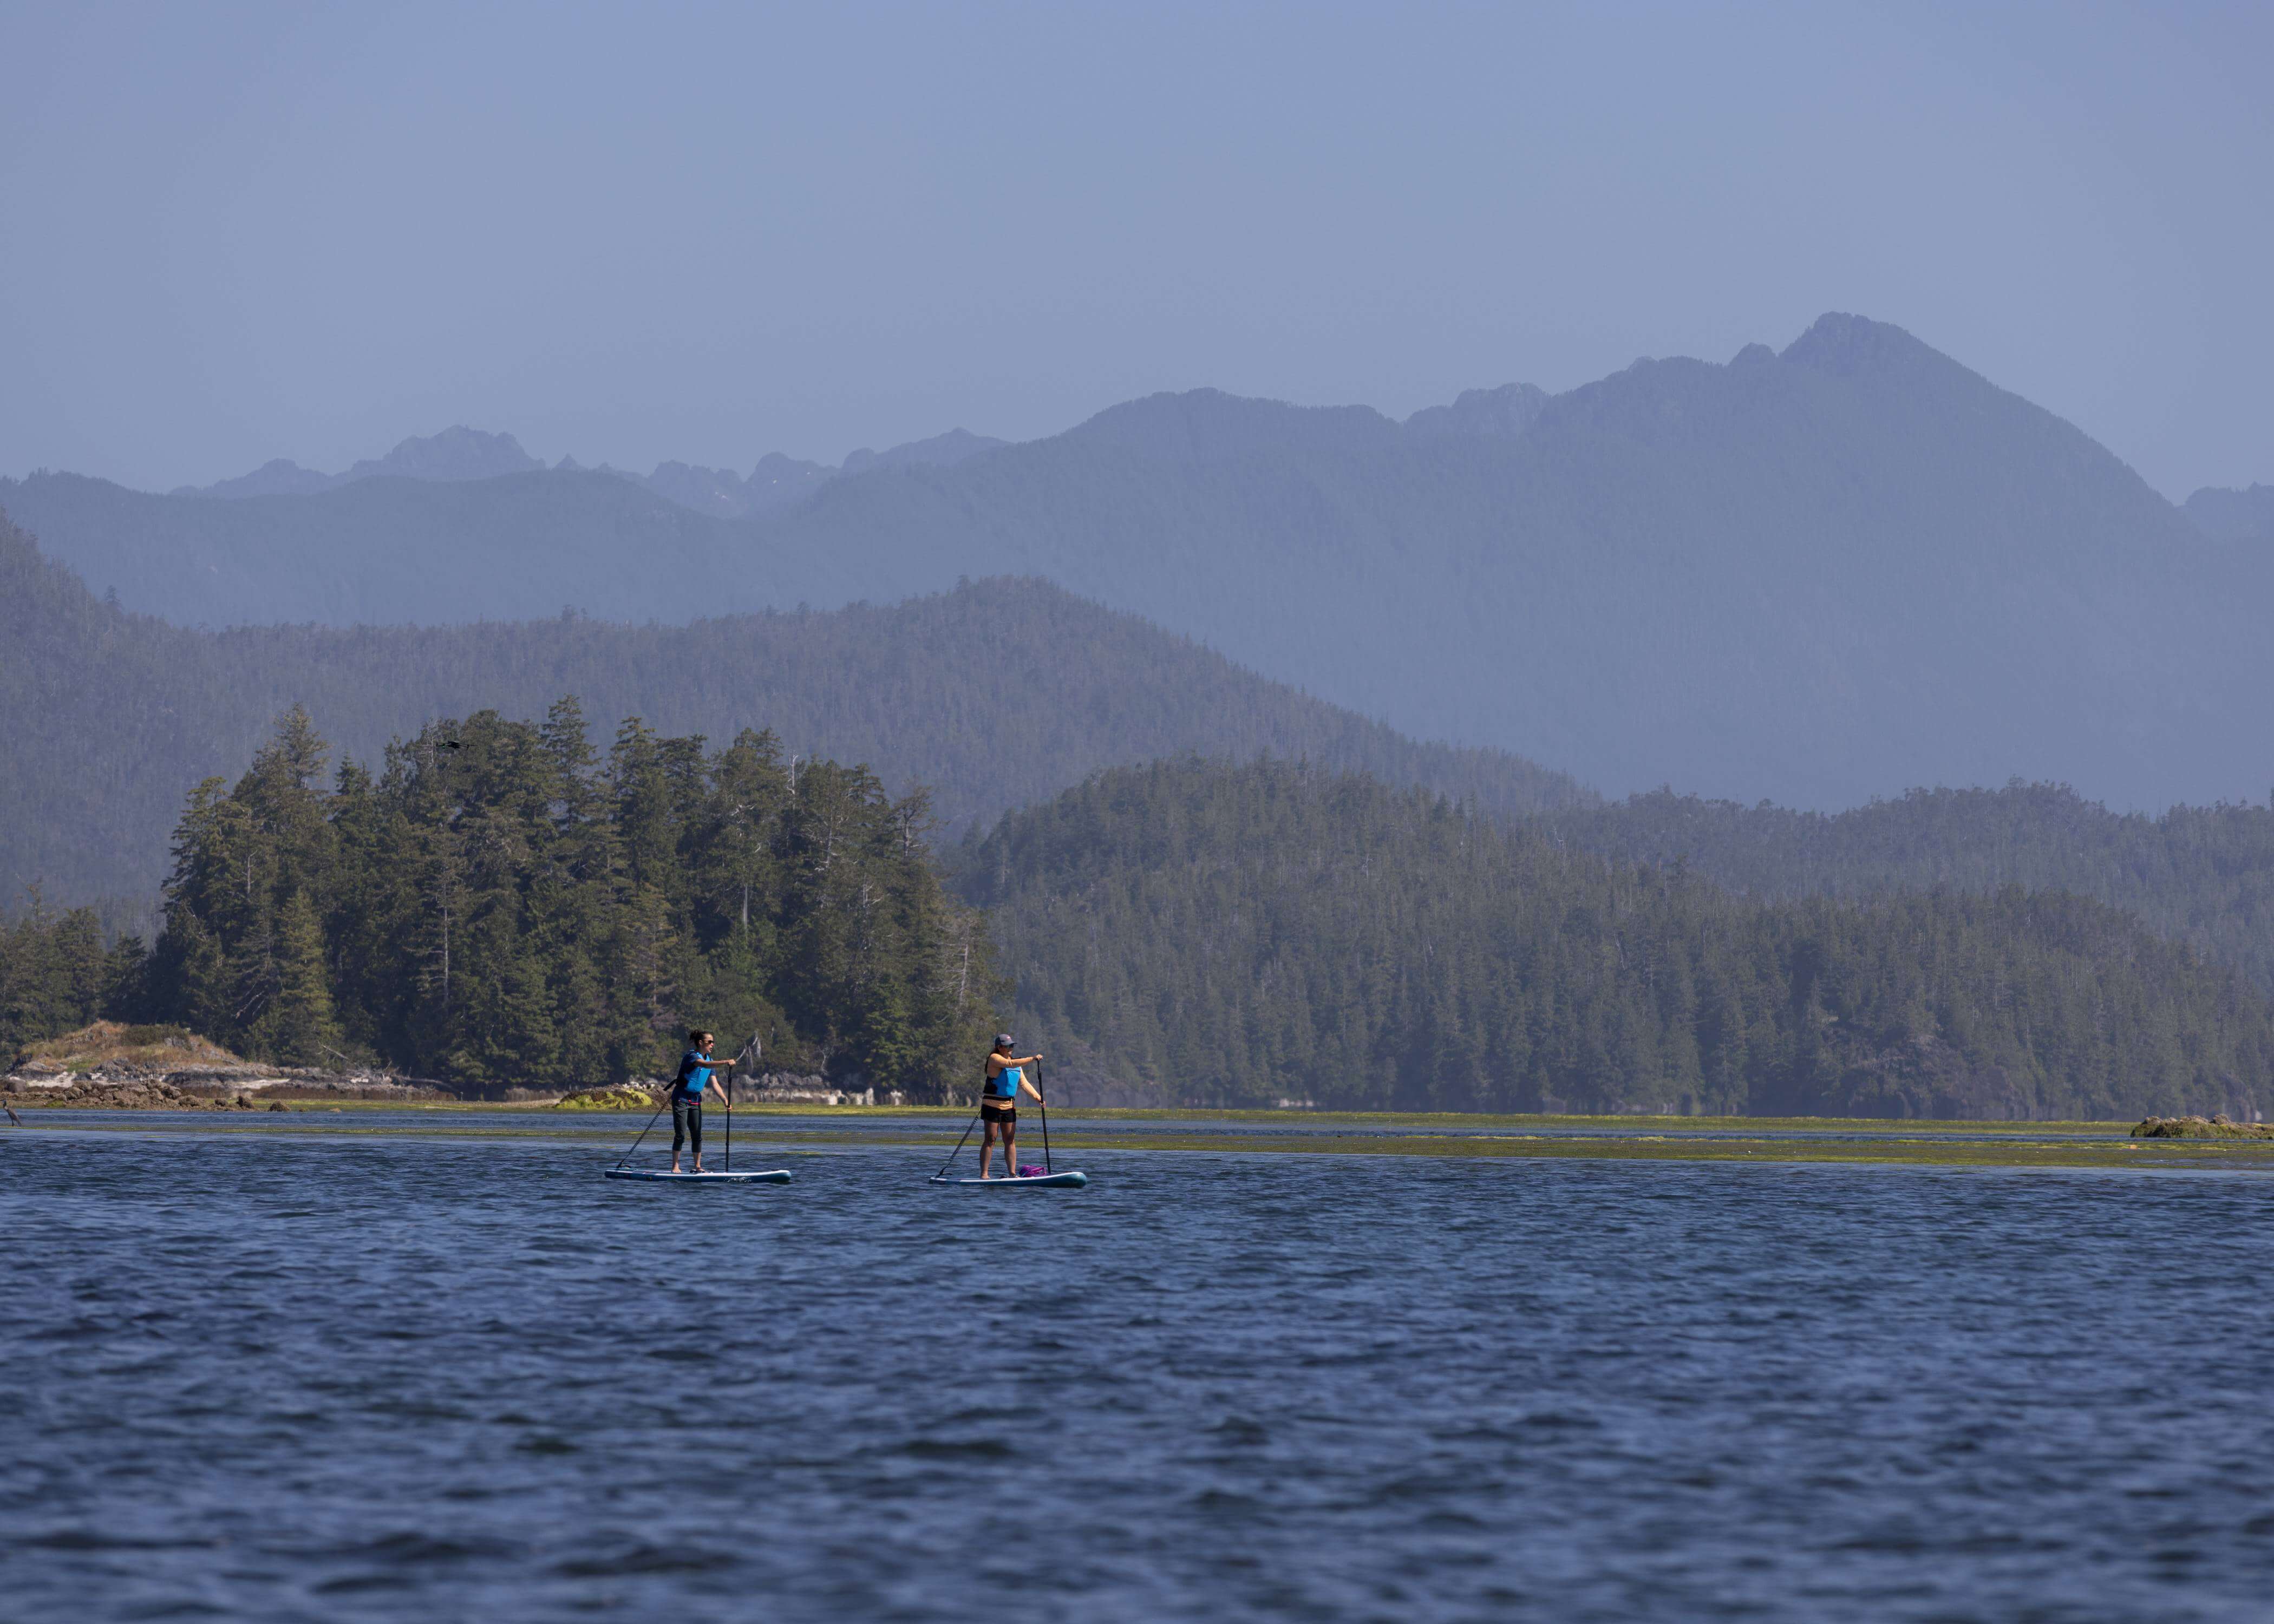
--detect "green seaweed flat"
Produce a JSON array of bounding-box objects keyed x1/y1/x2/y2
[
  {"x1": 1023, "y1": 1130, "x2": 2274, "y2": 1173},
  {"x1": 14, "y1": 1103, "x2": 2273, "y2": 1171}
]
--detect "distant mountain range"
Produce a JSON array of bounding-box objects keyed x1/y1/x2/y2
[
  {"x1": 6, "y1": 312, "x2": 2271, "y2": 810},
  {"x1": 185, "y1": 425, "x2": 546, "y2": 496},
  {"x1": 165, "y1": 423, "x2": 1010, "y2": 518},
  {"x1": 739, "y1": 318, "x2": 2274, "y2": 813}
]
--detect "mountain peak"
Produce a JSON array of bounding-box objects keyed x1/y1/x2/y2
[
  {"x1": 1064, "y1": 389, "x2": 1397, "y2": 464},
  {"x1": 1780, "y1": 312, "x2": 1962, "y2": 382},
  {"x1": 347, "y1": 426, "x2": 544, "y2": 484}
]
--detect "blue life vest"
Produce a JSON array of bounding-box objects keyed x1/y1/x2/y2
[
  {"x1": 674, "y1": 1050, "x2": 715, "y2": 1098},
  {"x1": 986, "y1": 1063, "x2": 1023, "y2": 1101}
]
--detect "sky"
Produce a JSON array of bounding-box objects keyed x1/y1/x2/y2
[{"x1": 1, "y1": 1, "x2": 2268, "y2": 498}]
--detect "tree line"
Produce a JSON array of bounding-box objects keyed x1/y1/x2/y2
[
  {"x1": 957, "y1": 758, "x2": 2274, "y2": 1119},
  {"x1": 16, "y1": 723, "x2": 2274, "y2": 1120},
  {"x1": 1545, "y1": 784, "x2": 2274, "y2": 996},
  {"x1": 0, "y1": 899, "x2": 145, "y2": 1058},
  {"x1": 2, "y1": 703, "x2": 1004, "y2": 1095}
]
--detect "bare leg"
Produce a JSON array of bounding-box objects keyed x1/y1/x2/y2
[
  {"x1": 979, "y1": 1120, "x2": 997, "y2": 1178},
  {"x1": 1003, "y1": 1123, "x2": 1017, "y2": 1174}
]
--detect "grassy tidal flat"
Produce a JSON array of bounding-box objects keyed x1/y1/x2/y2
[{"x1": 17, "y1": 1103, "x2": 2274, "y2": 1175}]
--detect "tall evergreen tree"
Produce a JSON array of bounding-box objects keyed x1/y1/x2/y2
[{"x1": 262, "y1": 888, "x2": 343, "y2": 1066}]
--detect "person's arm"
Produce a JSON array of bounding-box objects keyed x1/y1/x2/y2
[{"x1": 1020, "y1": 1054, "x2": 1045, "y2": 1101}]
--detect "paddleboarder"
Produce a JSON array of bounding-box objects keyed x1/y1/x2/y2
[
  {"x1": 669, "y1": 1030, "x2": 735, "y2": 1175},
  {"x1": 978, "y1": 1034, "x2": 1044, "y2": 1180}
]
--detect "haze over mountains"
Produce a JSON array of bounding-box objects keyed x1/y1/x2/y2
[
  {"x1": 2183, "y1": 483, "x2": 2274, "y2": 546},
  {"x1": 0, "y1": 512, "x2": 1586, "y2": 912},
  {"x1": 164, "y1": 423, "x2": 1010, "y2": 516},
  {"x1": 6, "y1": 312, "x2": 2271, "y2": 812}
]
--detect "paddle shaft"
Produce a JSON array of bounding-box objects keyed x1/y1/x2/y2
[
  {"x1": 615, "y1": 1093, "x2": 669, "y2": 1169},
  {"x1": 935, "y1": 1084, "x2": 984, "y2": 1179},
  {"x1": 1037, "y1": 1057, "x2": 1051, "y2": 1174},
  {"x1": 724, "y1": 1033, "x2": 757, "y2": 1174}
]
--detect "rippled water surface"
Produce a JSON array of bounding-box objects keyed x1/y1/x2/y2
[{"x1": 5, "y1": 1119, "x2": 2272, "y2": 1622}]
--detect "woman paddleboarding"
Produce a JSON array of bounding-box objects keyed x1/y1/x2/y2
[
  {"x1": 978, "y1": 1034, "x2": 1044, "y2": 1180},
  {"x1": 669, "y1": 1030, "x2": 735, "y2": 1174}
]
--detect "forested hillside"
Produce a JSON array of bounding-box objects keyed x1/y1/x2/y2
[
  {"x1": 0, "y1": 513, "x2": 1587, "y2": 914},
  {"x1": 126, "y1": 707, "x2": 996, "y2": 1093},
  {"x1": 957, "y1": 760, "x2": 2274, "y2": 1120},
  {"x1": 18, "y1": 315, "x2": 2273, "y2": 810},
  {"x1": 1548, "y1": 785, "x2": 2274, "y2": 996}
]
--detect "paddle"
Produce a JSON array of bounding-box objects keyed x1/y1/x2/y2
[
  {"x1": 614, "y1": 1089, "x2": 670, "y2": 1170},
  {"x1": 933, "y1": 1071, "x2": 986, "y2": 1180},
  {"x1": 1037, "y1": 1056, "x2": 1051, "y2": 1175},
  {"x1": 725, "y1": 1033, "x2": 758, "y2": 1175}
]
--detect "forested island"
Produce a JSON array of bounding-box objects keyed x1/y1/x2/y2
[
  {"x1": 4, "y1": 705, "x2": 1001, "y2": 1096},
  {"x1": 5, "y1": 711, "x2": 2273, "y2": 1119}
]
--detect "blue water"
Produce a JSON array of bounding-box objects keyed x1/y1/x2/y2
[{"x1": 5, "y1": 1121, "x2": 2272, "y2": 1621}]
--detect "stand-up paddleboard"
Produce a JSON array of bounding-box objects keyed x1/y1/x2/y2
[
  {"x1": 929, "y1": 1170, "x2": 1088, "y2": 1188},
  {"x1": 605, "y1": 1168, "x2": 792, "y2": 1183}
]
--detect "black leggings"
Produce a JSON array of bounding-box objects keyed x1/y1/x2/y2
[{"x1": 671, "y1": 1095, "x2": 703, "y2": 1156}]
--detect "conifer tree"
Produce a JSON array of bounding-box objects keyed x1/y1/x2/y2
[{"x1": 263, "y1": 888, "x2": 344, "y2": 1066}]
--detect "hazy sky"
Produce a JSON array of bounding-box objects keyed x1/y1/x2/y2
[{"x1": 3, "y1": 2, "x2": 2267, "y2": 497}]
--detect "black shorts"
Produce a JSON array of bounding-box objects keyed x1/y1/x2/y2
[
  {"x1": 671, "y1": 1095, "x2": 703, "y2": 1151},
  {"x1": 981, "y1": 1101, "x2": 1016, "y2": 1125}
]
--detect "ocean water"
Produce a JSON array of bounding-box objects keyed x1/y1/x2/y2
[{"x1": 4, "y1": 1118, "x2": 2271, "y2": 1622}]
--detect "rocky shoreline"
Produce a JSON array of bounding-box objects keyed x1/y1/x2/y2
[
  {"x1": 4, "y1": 1062, "x2": 894, "y2": 1111},
  {"x1": 3, "y1": 1061, "x2": 476, "y2": 1109},
  {"x1": 2131, "y1": 1114, "x2": 2274, "y2": 1140},
  {"x1": 556, "y1": 1072, "x2": 897, "y2": 1109}
]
